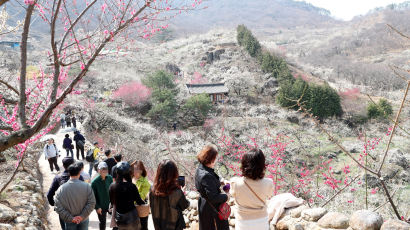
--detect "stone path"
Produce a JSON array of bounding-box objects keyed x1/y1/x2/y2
[{"x1": 39, "y1": 123, "x2": 155, "y2": 229}]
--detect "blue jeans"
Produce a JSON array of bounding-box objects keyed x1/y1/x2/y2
[
  {"x1": 89, "y1": 160, "x2": 97, "y2": 177},
  {"x1": 65, "y1": 218, "x2": 89, "y2": 230}
]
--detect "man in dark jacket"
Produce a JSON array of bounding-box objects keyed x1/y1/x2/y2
[
  {"x1": 195, "y1": 162, "x2": 229, "y2": 230},
  {"x1": 73, "y1": 131, "x2": 85, "y2": 160},
  {"x1": 47, "y1": 157, "x2": 84, "y2": 230}
]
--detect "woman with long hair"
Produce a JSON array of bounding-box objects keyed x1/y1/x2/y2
[
  {"x1": 149, "y1": 160, "x2": 189, "y2": 230},
  {"x1": 230, "y1": 149, "x2": 274, "y2": 230},
  {"x1": 109, "y1": 162, "x2": 145, "y2": 230},
  {"x1": 132, "y1": 161, "x2": 151, "y2": 230},
  {"x1": 195, "y1": 145, "x2": 229, "y2": 230}
]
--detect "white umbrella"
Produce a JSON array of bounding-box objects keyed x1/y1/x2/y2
[{"x1": 40, "y1": 134, "x2": 58, "y2": 142}]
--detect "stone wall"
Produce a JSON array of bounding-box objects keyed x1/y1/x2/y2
[
  {"x1": 0, "y1": 150, "x2": 48, "y2": 230},
  {"x1": 183, "y1": 191, "x2": 410, "y2": 230}
]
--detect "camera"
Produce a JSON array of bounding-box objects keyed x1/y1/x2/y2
[{"x1": 177, "y1": 176, "x2": 185, "y2": 187}]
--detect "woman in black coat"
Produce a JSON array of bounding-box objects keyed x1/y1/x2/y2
[
  {"x1": 63, "y1": 134, "x2": 74, "y2": 158},
  {"x1": 195, "y1": 145, "x2": 229, "y2": 230}
]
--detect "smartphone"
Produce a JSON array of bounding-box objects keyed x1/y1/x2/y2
[{"x1": 177, "y1": 176, "x2": 185, "y2": 188}]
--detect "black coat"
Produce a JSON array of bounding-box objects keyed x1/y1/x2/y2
[
  {"x1": 195, "y1": 163, "x2": 229, "y2": 230},
  {"x1": 63, "y1": 137, "x2": 73, "y2": 149}
]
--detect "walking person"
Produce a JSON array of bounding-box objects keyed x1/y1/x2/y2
[
  {"x1": 91, "y1": 162, "x2": 113, "y2": 230},
  {"x1": 104, "y1": 150, "x2": 116, "y2": 177},
  {"x1": 74, "y1": 131, "x2": 86, "y2": 160},
  {"x1": 60, "y1": 113, "x2": 66, "y2": 129},
  {"x1": 230, "y1": 149, "x2": 274, "y2": 230},
  {"x1": 65, "y1": 113, "x2": 72, "y2": 127},
  {"x1": 109, "y1": 162, "x2": 145, "y2": 230},
  {"x1": 88, "y1": 142, "x2": 101, "y2": 177},
  {"x1": 44, "y1": 138, "x2": 60, "y2": 172},
  {"x1": 72, "y1": 115, "x2": 77, "y2": 128},
  {"x1": 132, "y1": 161, "x2": 151, "y2": 230},
  {"x1": 110, "y1": 154, "x2": 122, "y2": 181},
  {"x1": 78, "y1": 161, "x2": 91, "y2": 183},
  {"x1": 47, "y1": 157, "x2": 84, "y2": 230},
  {"x1": 150, "y1": 160, "x2": 189, "y2": 230},
  {"x1": 195, "y1": 145, "x2": 230, "y2": 230},
  {"x1": 54, "y1": 162, "x2": 96, "y2": 230},
  {"x1": 63, "y1": 134, "x2": 74, "y2": 158}
]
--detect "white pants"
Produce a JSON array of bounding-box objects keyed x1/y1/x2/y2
[{"x1": 235, "y1": 216, "x2": 269, "y2": 230}]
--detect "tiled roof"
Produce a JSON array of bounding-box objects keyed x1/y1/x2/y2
[{"x1": 186, "y1": 83, "x2": 229, "y2": 94}]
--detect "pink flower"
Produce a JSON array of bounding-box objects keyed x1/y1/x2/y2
[
  {"x1": 80, "y1": 63, "x2": 85, "y2": 70},
  {"x1": 371, "y1": 188, "x2": 378, "y2": 194},
  {"x1": 347, "y1": 200, "x2": 353, "y2": 203}
]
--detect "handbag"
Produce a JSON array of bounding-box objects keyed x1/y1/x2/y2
[
  {"x1": 77, "y1": 140, "x2": 85, "y2": 148},
  {"x1": 115, "y1": 208, "x2": 139, "y2": 225},
  {"x1": 136, "y1": 204, "x2": 150, "y2": 217},
  {"x1": 203, "y1": 196, "x2": 231, "y2": 221}
]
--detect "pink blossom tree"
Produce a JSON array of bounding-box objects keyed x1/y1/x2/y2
[
  {"x1": 0, "y1": 0, "x2": 202, "y2": 191},
  {"x1": 112, "y1": 82, "x2": 151, "y2": 106}
]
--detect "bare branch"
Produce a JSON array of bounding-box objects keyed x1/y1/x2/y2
[
  {"x1": 0, "y1": 79, "x2": 19, "y2": 95},
  {"x1": 321, "y1": 174, "x2": 360, "y2": 207},
  {"x1": 0, "y1": 0, "x2": 10, "y2": 7},
  {"x1": 0, "y1": 126, "x2": 13, "y2": 131},
  {"x1": 387, "y1": 24, "x2": 410, "y2": 40},
  {"x1": 377, "y1": 80, "x2": 409, "y2": 174}
]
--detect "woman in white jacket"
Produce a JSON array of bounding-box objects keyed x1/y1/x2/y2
[{"x1": 44, "y1": 138, "x2": 60, "y2": 172}]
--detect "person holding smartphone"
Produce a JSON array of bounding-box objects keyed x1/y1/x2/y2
[{"x1": 149, "y1": 160, "x2": 190, "y2": 230}]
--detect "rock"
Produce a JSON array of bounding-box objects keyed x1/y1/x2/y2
[
  {"x1": 0, "y1": 204, "x2": 16, "y2": 223},
  {"x1": 380, "y1": 219, "x2": 410, "y2": 230},
  {"x1": 276, "y1": 215, "x2": 293, "y2": 230},
  {"x1": 286, "y1": 116, "x2": 299, "y2": 124},
  {"x1": 290, "y1": 205, "x2": 308, "y2": 218},
  {"x1": 349, "y1": 210, "x2": 383, "y2": 230},
  {"x1": 318, "y1": 212, "x2": 349, "y2": 229},
  {"x1": 388, "y1": 149, "x2": 408, "y2": 169},
  {"x1": 214, "y1": 49, "x2": 225, "y2": 60},
  {"x1": 301, "y1": 208, "x2": 327, "y2": 221},
  {"x1": 206, "y1": 52, "x2": 214, "y2": 64},
  {"x1": 0, "y1": 223, "x2": 13, "y2": 230},
  {"x1": 189, "y1": 200, "x2": 198, "y2": 211}
]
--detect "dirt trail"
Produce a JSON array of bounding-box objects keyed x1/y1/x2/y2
[{"x1": 39, "y1": 123, "x2": 155, "y2": 229}]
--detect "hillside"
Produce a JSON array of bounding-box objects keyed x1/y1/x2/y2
[{"x1": 64, "y1": 29, "x2": 410, "y2": 221}]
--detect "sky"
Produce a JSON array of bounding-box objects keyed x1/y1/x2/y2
[{"x1": 301, "y1": 0, "x2": 409, "y2": 20}]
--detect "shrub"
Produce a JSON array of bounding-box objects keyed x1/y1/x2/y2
[
  {"x1": 277, "y1": 80, "x2": 343, "y2": 119},
  {"x1": 277, "y1": 78, "x2": 309, "y2": 108},
  {"x1": 367, "y1": 99, "x2": 393, "y2": 119},
  {"x1": 183, "y1": 94, "x2": 213, "y2": 125},
  {"x1": 142, "y1": 70, "x2": 177, "y2": 91},
  {"x1": 143, "y1": 70, "x2": 179, "y2": 122},
  {"x1": 307, "y1": 84, "x2": 343, "y2": 119},
  {"x1": 236, "y1": 25, "x2": 261, "y2": 58}
]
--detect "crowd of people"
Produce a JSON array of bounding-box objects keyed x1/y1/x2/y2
[{"x1": 44, "y1": 136, "x2": 275, "y2": 230}]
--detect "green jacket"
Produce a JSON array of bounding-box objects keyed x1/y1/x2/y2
[
  {"x1": 136, "y1": 176, "x2": 151, "y2": 201},
  {"x1": 91, "y1": 174, "x2": 113, "y2": 211}
]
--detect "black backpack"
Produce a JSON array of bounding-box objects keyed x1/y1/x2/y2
[{"x1": 85, "y1": 148, "x2": 95, "y2": 162}]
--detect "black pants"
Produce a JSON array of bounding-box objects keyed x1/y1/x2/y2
[
  {"x1": 48, "y1": 157, "x2": 60, "y2": 172},
  {"x1": 66, "y1": 148, "x2": 74, "y2": 158},
  {"x1": 73, "y1": 121, "x2": 77, "y2": 128},
  {"x1": 76, "y1": 146, "x2": 85, "y2": 160},
  {"x1": 59, "y1": 215, "x2": 66, "y2": 230},
  {"x1": 140, "y1": 216, "x2": 148, "y2": 230},
  {"x1": 97, "y1": 210, "x2": 107, "y2": 230}
]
